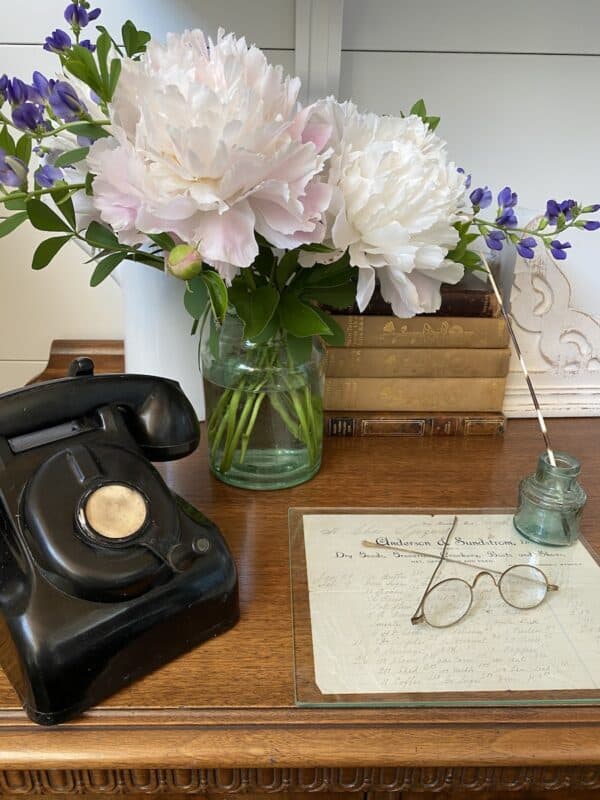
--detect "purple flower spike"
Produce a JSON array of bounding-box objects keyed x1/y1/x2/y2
[
  {"x1": 485, "y1": 229, "x2": 505, "y2": 251},
  {"x1": 35, "y1": 164, "x2": 64, "y2": 188},
  {"x1": 32, "y1": 71, "x2": 50, "y2": 99},
  {"x1": 496, "y1": 208, "x2": 518, "y2": 227},
  {"x1": 44, "y1": 29, "x2": 72, "y2": 53},
  {"x1": 583, "y1": 204, "x2": 600, "y2": 213},
  {"x1": 457, "y1": 167, "x2": 472, "y2": 189},
  {"x1": 469, "y1": 186, "x2": 492, "y2": 209},
  {"x1": 12, "y1": 101, "x2": 46, "y2": 132},
  {"x1": 64, "y1": 3, "x2": 89, "y2": 27},
  {"x1": 547, "y1": 198, "x2": 578, "y2": 225},
  {"x1": 0, "y1": 74, "x2": 8, "y2": 103},
  {"x1": 6, "y1": 77, "x2": 30, "y2": 106},
  {"x1": 0, "y1": 152, "x2": 28, "y2": 187},
  {"x1": 550, "y1": 240, "x2": 571, "y2": 260},
  {"x1": 88, "y1": 8, "x2": 102, "y2": 21},
  {"x1": 79, "y1": 40, "x2": 96, "y2": 52},
  {"x1": 583, "y1": 220, "x2": 600, "y2": 231},
  {"x1": 49, "y1": 80, "x2": 87, "y2": 121},
  {"x1": 545, "y1": 199, "x2": 561, "y2": 224},
  {"x1": 560, "y1": 199, "x2": 577, "y2": 220},
  {"x1": 516, "y1": 236, "x2": 537, "y2": 259},
  {"x1": 498, "y1": 186, "x2": 518, "y2": 208}
]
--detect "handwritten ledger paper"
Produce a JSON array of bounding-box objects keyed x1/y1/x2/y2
[{"x1": 300, "y1": 513, "x2": 600, "y2": 697}]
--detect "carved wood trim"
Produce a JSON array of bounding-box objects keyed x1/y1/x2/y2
[
  {"x1": 505, "y1": 223, "x2": 600, "y2": 417},
  {"x1": 0, "y1": 767, "x2": 599, "y2": 796}
]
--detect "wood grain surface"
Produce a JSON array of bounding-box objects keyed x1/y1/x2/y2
[{"x1": 5, "y1": 341, "x2": 600, "y2": 791}]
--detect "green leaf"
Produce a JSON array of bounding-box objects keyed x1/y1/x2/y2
[
  {"x1": 122, "y1": 20, "x2": 151, "y2": 58},
  {"x1": 63, "y1": 55, "x2": 101, "y2": 97},
  {"x1": 301, "y1": 282, "x2": 357, "y2": 308},
  {"x1": 3, "y1": 195, "x2": 27, "y2": 211},
  {"x1": 410, "y1": 99, "x2": 427, "y2": 119},
  {"x1": 0, "y1": 211, "x2": 28, "y2": 238},
  {"x1": 96, "y1": 25, "x2": 124, "y2": 57},
  {"x1": 129, "y1": 252, "x2": 164, "y2": 268},
  {"x1": 252, "y1": 246, "x2": 275, "y2": 279},
  {"x1": 54, "y1": 147, "x2": 89, "y2": 168},
  {"x1": 229, "y1": 284, "x2": 279, "y2": 340},
  {"x1": 275, "y1": 249, "x2": 299, "y2": 289},
  {"x1": 84, "y1": 247, "x2": 112, "y2": 264},
  {"x1": 302, "y1": 252, "x2": 353, "y2": 288},
  {"x1": 90, "y1": 252, "x2": 126, "y2": 286},
  {"x1": 71, "y1": 44, "x2": 102, "y2": 91},
  {"x1": 86, "y1": 220, "x2": 119, "y2": 248},
  {"x1": 32, "y1": 234, "x2": 72, "y2": 269},
  {"x1": 251, "y1": 315, "x2": 279, "y2": 344},
  {"x1": 286, "y1": 333, "x2": 313, "y2": 364},
  {"x1": 461, "y1": 250, "x2": 483, "y2": 269},
  {"x1": 0, "y1": 126, "x2": 16, "y2": 156},
  {"x1": 108, "y1": 58, "x2": 122, "y2": 100},
  {"x1": 201, "y1": 270, "x2": 228, "y2": 324},
  {"x1": 51, "y1": 188, "x2": 76, "y2": 229},
  {"x1": 135, "y1": 30, "x2": 152, "y2": 54},
  {"x1": 66, "y1": 122, "x2": 110, "y2": 141},
  {"x1": 26, "y1": 199, "x2": 71, "y2": 233},
  {"x1": 426, "y1": 115, "x2": 441, "y2": 131},
  {"x1": 184, "y1": 276, "x2": 209, "y2": 319},
  {"x1": 85, "y1": 171, "x2": 94, "y2": 195},
  {"x1": 312, "y1": 308, "x2": 346, "y2": 345},
  {"x1": 147, "y1": 232, "x2": 176, "y2": 252},
  {"x1": 96, "y1": 30, "x2": 111, "y2": 86},
  {"x1": 300, "y1": 242, "x2": 335, "y2": 253},
  {"x1": 15, "y1": 134, "x2": 31, "y2": 166},
  {"x1": 279, "y1": 293, "x2": 332, "y2": 337}
]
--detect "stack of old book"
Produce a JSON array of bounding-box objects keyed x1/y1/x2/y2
[{"x1": 324, "y1": 276, "x2": 510, "y2": 437}]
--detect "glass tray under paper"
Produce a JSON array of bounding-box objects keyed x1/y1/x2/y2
[{"x1": 289, "y1": 507, "x2": 600, "y2": 708}]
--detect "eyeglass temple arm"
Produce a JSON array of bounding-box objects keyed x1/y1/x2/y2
[
  {"x1": 409, "y1": 517, "x2": 458, "y2": 626},
  {"x1": 362, "y1": 541, "x2": 560, "y2": 590}
]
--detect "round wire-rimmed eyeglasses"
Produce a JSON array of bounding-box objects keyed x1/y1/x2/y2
[{"x1": 362, "y1": 516, "x2": 559, "y2": 628}]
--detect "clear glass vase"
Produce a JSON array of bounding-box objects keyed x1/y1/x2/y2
[
  {"x1": 200, "y1": 310, "x2": 325, "y2": 490},
  {"x1": 513, "y1": 451, "x2": 587, "y2": 546}
]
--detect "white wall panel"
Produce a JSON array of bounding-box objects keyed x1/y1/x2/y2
[
  {"x1": 0, "y1": 362, "x2": 46, "y2": 393},
  {"x1": 0, "y1": 225, "x2": 123, "y2": 361},
  {"x1": 339, "y1": 51, "x2": 600, "y2": 316},
  {"x1": 1, "y1": 0, "x2": 294, "y2": 49},
  {"x1": 342, "y1": 0, "x2": 600, "y2": 55}
]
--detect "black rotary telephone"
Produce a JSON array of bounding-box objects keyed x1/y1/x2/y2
[{"x1": 0, "y1": 359, "x2": 239, "y2": 725}]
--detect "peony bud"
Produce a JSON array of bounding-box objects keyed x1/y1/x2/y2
[{"x1": 166, "y1": 244, "x2": 202, "y2": 280}]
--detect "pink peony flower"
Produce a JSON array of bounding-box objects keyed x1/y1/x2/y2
[{"x1": 87, "y1": 30, "x2": 332, "y2": 279}]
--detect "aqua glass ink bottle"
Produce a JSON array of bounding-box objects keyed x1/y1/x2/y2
[{"x1": 513, "y1": 451, "x2": 587, "y2": 547}]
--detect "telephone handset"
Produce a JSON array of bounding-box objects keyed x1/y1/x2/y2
[
  {"x1": 0, "y1": 357, "x2": 200, "y2": 460},
  {"x1": 0, "y1": 359, "x2": 239, "y2": 726}
]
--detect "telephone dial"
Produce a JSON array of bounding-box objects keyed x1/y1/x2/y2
[{"x1": 0, "y1": 359, "x2": 239, "y2": 725}]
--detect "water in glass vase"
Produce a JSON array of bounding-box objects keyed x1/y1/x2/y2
[{"x1": 200, "y1": 311, "x2": 324, "y2": 490}]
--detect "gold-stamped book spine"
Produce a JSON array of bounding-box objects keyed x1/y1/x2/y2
[
  {"x1": 323, "y1": 377, "x2": 507, "y2": 412},
  {"x1": 324, "y1": 347, "x2": 510, "y2": 378},
  {"x1": 332, "y1": 316, "x2": 509, "y2": 349}
]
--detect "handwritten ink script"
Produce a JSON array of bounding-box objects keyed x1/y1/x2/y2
[{"x1": 302, "y1": 514, "x2": 600, "y2": 695}]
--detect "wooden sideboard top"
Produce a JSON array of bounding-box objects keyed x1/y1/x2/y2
[{"x1": 6, "y1": 341, "x2": 600, "y2": 770}]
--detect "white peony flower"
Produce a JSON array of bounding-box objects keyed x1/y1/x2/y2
[
  {"x1": 308, "y1": 99, "x2": 467, "y2": 317},
  {"x1": 87, "y1": 30, "x2": 332, "y2": 279}
]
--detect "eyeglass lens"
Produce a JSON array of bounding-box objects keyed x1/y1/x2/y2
[
  {"x1": 422, "y1": 579, "x2": 472, "y2": 628},
  {"x1": 422, "y1": 565, "x2": 549, "y2": 627},
  {"x1": 499, "y1": 565, "x2": 548, "y2": 609}
]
